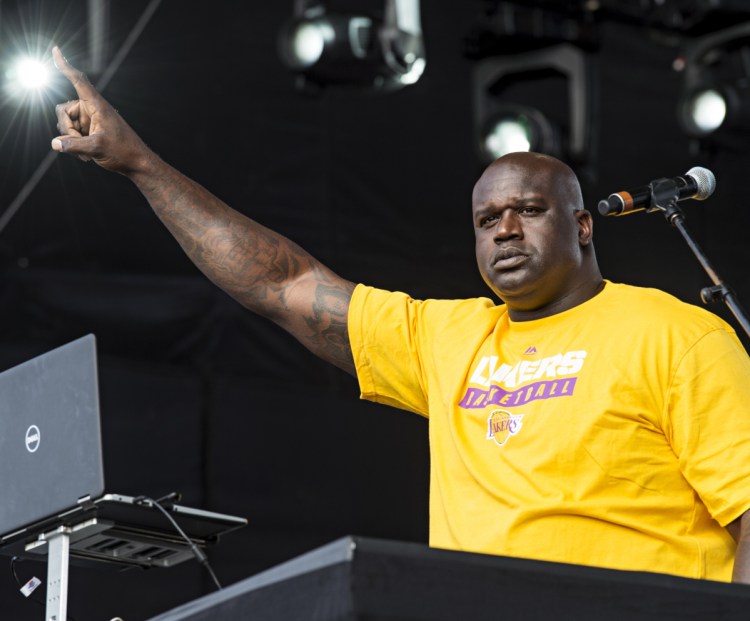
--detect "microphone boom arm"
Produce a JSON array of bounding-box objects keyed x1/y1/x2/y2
[{"x1": 649, "y1": 178, "x2": 750, "y2": 339}]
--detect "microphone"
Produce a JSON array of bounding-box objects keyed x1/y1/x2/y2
[{"x1": 598, "y1": 167, "x2": 716, "y2": 216}]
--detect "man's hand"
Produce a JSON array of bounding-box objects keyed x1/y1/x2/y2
[{"x1": 51, "y1": 46, "x2": 153, "y2": 176}]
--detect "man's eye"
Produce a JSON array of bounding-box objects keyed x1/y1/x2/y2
[
  {"x1": 481, "y1": 215, "x2": 498, "y2": 226},
  {"x1": 518, "y1": 207, "x2": 540, "y2": 215}
]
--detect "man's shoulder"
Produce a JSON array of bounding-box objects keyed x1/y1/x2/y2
[
  {"x1": 355, "y1": 283, "x2": 501, "y2": 310},
  {"x1": 352, "y1": 283, "x2": 506, "y2": 326},
  {"x1": 605, "y1": 281, "x2": 732, "y2": 332}
]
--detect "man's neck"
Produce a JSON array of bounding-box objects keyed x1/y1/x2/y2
[{"x1": 506, "y1": 276, "x2": 606, "y2": 322}]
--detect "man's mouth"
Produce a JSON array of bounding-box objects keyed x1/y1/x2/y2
[{"x1": 492, "y1": 248, "x2": 528, "y2": 270}]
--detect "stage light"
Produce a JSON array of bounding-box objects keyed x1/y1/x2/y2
[
  {"x1": 16, "y1": 58, "x2": 50, "y2": 89},
  {"x1": 680, "y1": 88, "x2": 727, "y2": 135},
  {"x1": 288, "y1": 21, "x2": 331, "y2": 67},
  {"x1": 6, "y1": 56, "x2": 51, "y2": 92},
  {"x1": 281, "y1": 13, "x2": 370, "y2": 75},
  {"x1": 481, "y1": 106, "x2": 559, "y2": 160},
  {"x1": 279, "y1": 0, "x2": 425, "y2": 90},
  {"x1": 473, "y1": 44, "x2": 593, "y2": 165},
  {"x1": 484, "y1": 118, "x2": 531, "y2": 158},
  {"x1": 678, "y1": 81, "x2": 750, "y2": 140},
  {"x1": 677, "y1": 22, "x2": 750, "y2": 146}
]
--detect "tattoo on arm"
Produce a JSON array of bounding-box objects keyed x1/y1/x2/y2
[
  {"x1": 303, "y1": 279, "x2": 356, "y2": 373},
  {"x1": 135, "y1": 164, "x2": 356, "y2": 375}
]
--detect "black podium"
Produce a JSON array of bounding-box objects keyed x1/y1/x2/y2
[{"x1": 147, "y1": 537, "x2": 750, "y2": 620}]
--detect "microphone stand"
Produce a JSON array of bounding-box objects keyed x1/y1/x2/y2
[{"x1": 648, "y1": 177, "x2": 750, "y2": 339}]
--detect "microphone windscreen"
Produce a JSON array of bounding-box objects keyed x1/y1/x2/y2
[{"x1": 686, "y1": 167, "x2": 716, "y2": 200}]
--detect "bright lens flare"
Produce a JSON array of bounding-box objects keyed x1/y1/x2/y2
[
  {"x1": 292, "y1": 23, "x2": 326, "y2": 66},
  {"x1": 10, "y1": 57, "x2": 51, "y2": 91},
  {"x1": 688, "y1": 89, "x2": 727, "y2": 134},
  {"x1": 485, "y1": 119, "x2": 532, "y2": 159}
]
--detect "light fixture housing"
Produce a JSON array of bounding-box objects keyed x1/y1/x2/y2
[
  {"x1": 678, "y1": 22, "x2": 750, "y2": 146},
  {"x1": 480, "y1": 105, "x2": 559, "y2": 160},
  {"x1": 473, "y1": 43, "x2": 593, "y2": 165},
  {"x1": 279, "y1": 0, "x2": 425, "y2": 90}
]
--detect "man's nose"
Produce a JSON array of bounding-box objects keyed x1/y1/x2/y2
[{"x1": 494, "y1": 210, "x2": 522, "y2": 241}]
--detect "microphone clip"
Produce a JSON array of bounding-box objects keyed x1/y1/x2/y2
[{"x1": 648, "y1": 177, "x2": 685, "y2": 224}]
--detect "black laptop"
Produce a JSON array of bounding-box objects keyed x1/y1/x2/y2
[{"x1": 0, "y1": 334, "x2": 246, "y2": 568}]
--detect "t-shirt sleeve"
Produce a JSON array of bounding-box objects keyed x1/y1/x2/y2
[
  {"x1": 666, "y1": 327, "x2": 750, "y2": 526},
  {"x1": 348, "y1": 284, "x2": 430, "y2": 416}
]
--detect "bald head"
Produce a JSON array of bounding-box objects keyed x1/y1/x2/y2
[{"x1": 474, "y1": 152, "x2": 584, "y2": 214}]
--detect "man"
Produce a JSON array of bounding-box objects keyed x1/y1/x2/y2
[{"x1": 50, "y1": 47, "x2": 750, "y2": 583}]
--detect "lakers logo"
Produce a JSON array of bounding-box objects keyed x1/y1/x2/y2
[{"x1": 486, "y1": 409, "x2": 523, "y2": 447}]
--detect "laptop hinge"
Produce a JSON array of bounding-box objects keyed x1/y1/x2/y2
[{"x1": 77, "y1": 494, "x2": 96, "y2": 511}]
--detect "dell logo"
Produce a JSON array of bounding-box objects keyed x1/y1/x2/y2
[{"x1": 25, "y1": 425, "x2": 40, "y2": 453}]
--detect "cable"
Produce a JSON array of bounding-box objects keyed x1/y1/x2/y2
[
  {"x1": 10, "y1": 555, "x2": 22, "y2": 586},
  {"x1": 9, "y1": 555, "x2": 79, "y2": 621},
  {"x1": 134, "y1": 496, "x2": 223, "y2": 591}
]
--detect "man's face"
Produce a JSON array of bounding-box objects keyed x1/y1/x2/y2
[{"x1": 472, "y1": 155, "x2": 591, "y2": 314}]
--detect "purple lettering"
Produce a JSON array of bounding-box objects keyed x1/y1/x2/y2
[{"x1": 460, "y1": 378, "x2": 578, "y2": 409}]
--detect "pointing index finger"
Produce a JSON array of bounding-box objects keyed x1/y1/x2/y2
[{"x1": 52, "y1": 46, "x2": 98, "y2": 100}]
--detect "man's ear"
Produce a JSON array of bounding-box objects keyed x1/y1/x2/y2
[{"x1": 577, "y1": 209, "x2": 594, "y2": 246}]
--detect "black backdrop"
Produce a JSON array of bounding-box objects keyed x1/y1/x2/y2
[{"x1": 1, "y1": 1, "x2": 750, "y2": 619}]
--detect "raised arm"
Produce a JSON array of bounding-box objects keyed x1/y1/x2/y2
[{"x1": 50, "y1": 47, "x2": 356, "y2": 375}]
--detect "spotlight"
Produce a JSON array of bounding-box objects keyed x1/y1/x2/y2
[
  {"x1": 677, "y1": 22, "x2": 750, "y2": 146},
  {"x1": 472, "y1": 44, "x2": 594, "y2": 165},
  {"x1": 279, "y1": 0, "x2": 425, "y2": 90},
  {"x1": 481, "y1": 106, "x2": 558, "y2": 160},
  {"x1": 16, "y1": 58, "x2": 49, "y2": 89},
  {"x1": 6, "y1": 56, "x2": 51, "y2": 93},
  {"x1": 287, "y1": 21, "x2": 332, "y2": 67},
  {"x1": 484, "y1": 118, "x2": 531, "y2": 158},
  {"x1": 680, "y1": 87, "x2": 728, "y2": 136}
]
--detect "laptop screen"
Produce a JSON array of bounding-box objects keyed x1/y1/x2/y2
[{"x1": 0, "y1": 334, "x2": 105, "y2": 539}]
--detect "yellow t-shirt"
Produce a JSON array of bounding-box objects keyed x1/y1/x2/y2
[{"x1": 349, "y1": 280, "x2": 750, "y2": 581}]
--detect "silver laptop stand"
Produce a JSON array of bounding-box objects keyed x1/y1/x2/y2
[
  {"x1": 30, "y1": 521, "x2": 95, "y2": 621},
  {"x1": 24, "y1": 510, "x2": 221, "y2": 621}
]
